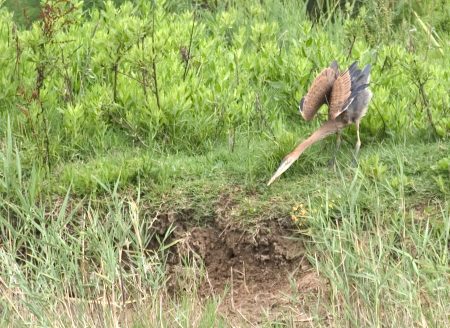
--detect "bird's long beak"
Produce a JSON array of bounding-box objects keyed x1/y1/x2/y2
[{"x1": 267, "y1": 157, "x2": 295, "y2": 186}]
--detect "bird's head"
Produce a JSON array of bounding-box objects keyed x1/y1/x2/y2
[{"x1": 267, "y1": 154, "x2": 297, "y2": 186}]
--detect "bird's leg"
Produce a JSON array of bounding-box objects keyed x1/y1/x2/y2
[
  {"x1": 352, "y1": 120, "x2": 361, "y2": 166},
  {"x1": 328, "y1": 129, "x2": 342, "y2": 169}
]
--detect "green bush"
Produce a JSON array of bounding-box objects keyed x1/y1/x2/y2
[{"x1": 0, "y1": 0, "x2": 448, "y2": 166}]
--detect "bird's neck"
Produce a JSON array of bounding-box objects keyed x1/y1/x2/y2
[{"x1": 291, "y1": 120, "x2": 346, "y2": 160}]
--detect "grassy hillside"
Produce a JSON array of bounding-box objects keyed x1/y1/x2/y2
[{"x1": 0, "y1": 0, "x2": 449, "y2": 326}]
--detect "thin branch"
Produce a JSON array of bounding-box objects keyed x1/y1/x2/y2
[
  {"x1": 151, "y1": 7, "x2": 161, "y2": 110},
  {"x1": 346, "y1": 35, "x2": 356, "y2": 60},
  {"x1": 373, "y1": 102, "x2": 387, "y2": 136},
  {"x1": 183, "y1": 10, "x2": 196, "y2": 81},
  {"x1": 412, "y1": 60, "x2": 438, "y2": 137},
  {"x1": 117, "y1": 70, "x2": 145, "y2": 85},
  {"x1": 112, "y1": 44, "x2": 122, "y2": 103},
  {"x1": 61, "y1": 48, "x2": 73, "y2": 103},
  {"x1": 417, "y1": 80, "x2": 438, "y2": 137},
  {"x1": 140, "y1": 36, "x2": 148, "y2": 98}
]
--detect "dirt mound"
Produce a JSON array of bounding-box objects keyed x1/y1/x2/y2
[{"x1": 166, "y1": 216, "x2": 327, "y2": 325}]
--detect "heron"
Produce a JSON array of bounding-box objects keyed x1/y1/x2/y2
[{"x1": 267, "y1": 61, "x2": 372, "y2": 186}]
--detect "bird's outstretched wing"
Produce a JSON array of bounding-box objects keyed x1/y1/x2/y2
[
  {"x1": 299, "y1": 61, "x2": 339, "y2": 121},
  {"x1": 329, "y1": 62, "x2": 370, "y2": 119}
]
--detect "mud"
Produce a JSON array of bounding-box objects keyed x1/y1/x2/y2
[{"x1": 164, "y1": 212, "x2": 327, "y2": 325}]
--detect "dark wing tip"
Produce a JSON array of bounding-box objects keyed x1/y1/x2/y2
[
  {"x1": 351, "y1": 63, "x2": 372, "y2": 88},
  {"x1": 362, "y1": 64, "x2": 372, "y2": 76},
  {"x1": 348, "y1": 61, "x2": 359, "y2": 74}
]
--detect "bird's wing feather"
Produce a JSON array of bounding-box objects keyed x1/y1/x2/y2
[
  {"x1": 330, "y1": 61, "x2": 371, "y2": 119},
  {"x1": 339, "y1": 83, "x2": 370, "y2": 113},
  {"x1": 300, "y1": 64, "x2": 338, "y2": 121},
  {"x1": 329, "y1": 69, "x2": 352, "y2": 119}
]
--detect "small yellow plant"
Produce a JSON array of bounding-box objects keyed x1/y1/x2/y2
[{"x1": 291, "y1": 203, "x2": 308, "y2": 224}]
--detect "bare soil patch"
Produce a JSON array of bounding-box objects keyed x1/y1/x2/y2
[{"x1": 161, "y1": 198, "x2": 328, "y2": 325}]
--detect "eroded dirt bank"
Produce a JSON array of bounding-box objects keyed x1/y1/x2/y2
[{"x1": 156, "y1": 203, "x2": 328, "y2": 325}]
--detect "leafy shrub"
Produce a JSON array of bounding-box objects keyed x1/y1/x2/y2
[{"x1": 0, "y1": 0, "x2": 448, "y2": 169}]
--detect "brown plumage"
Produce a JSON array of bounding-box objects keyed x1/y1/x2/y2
[
  {"x1": 268, "y1": 61, "x2": 372, "y2": 186},
  {"x1": 299, "y1": 61, "x2": 339, "y2": 121},
  {"x1": 329, "y1": 69, "x2": 352, "y2": 119}
]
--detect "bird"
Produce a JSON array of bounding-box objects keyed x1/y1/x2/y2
[{"x1": 267, "y1": 61, "x2": 372, "y2": 186}]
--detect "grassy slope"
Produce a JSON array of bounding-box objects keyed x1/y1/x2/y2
[{"x1": 2, "y1": 126, "x2": 449, "y2": 326}]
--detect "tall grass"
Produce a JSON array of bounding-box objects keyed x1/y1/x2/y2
[{"x1": 307, "y1": 166, "x2": 449, "y2": 326}]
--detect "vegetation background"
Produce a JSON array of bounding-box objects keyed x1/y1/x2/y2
[{"x1": 0, "y1": 0, "x2": 449, "y2": 326}]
